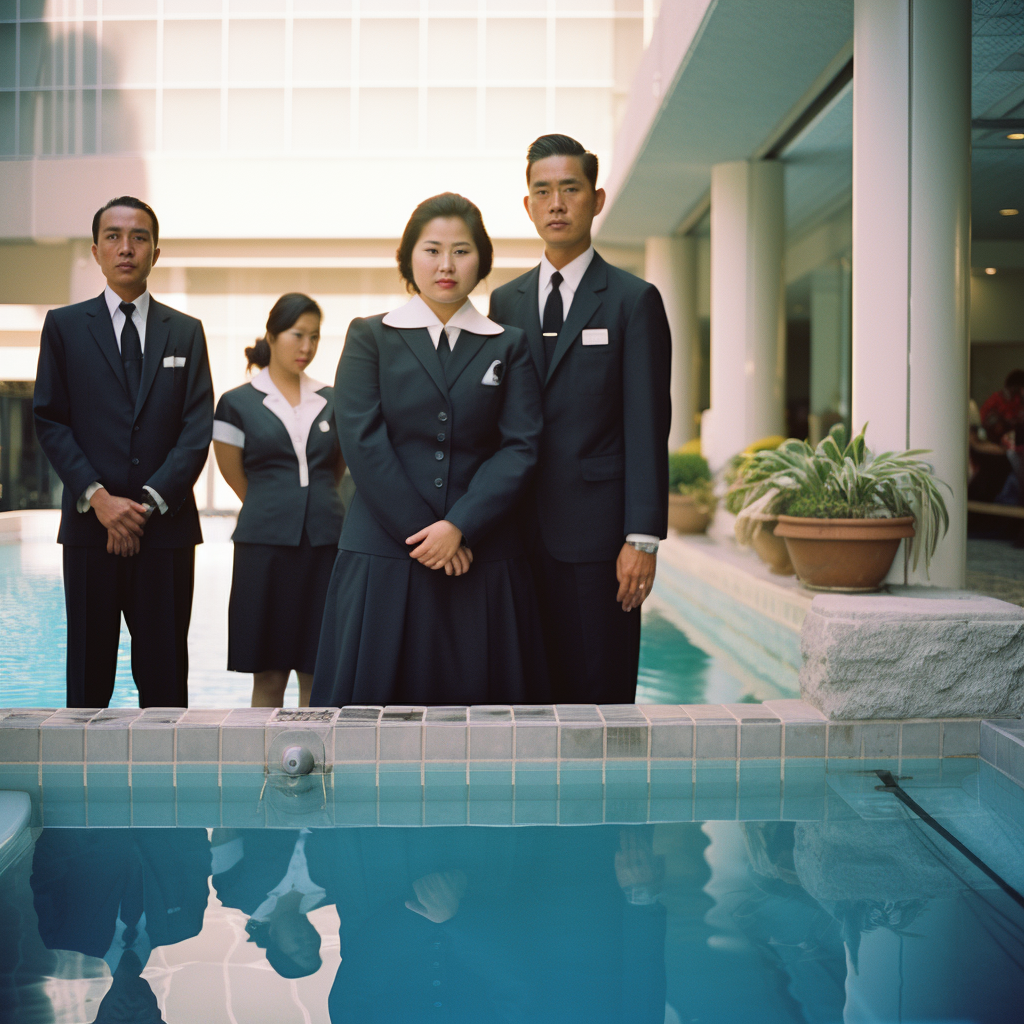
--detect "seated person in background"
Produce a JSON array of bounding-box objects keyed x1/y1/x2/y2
[
  {"x1": 968, "y1": 399, "x2": 1012, "y2": 502},
  {"x1": 211, "y1": 828, "x2": 327, "y2": 980}
]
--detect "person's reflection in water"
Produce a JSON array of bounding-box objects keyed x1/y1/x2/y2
[
  {"x1": 29, "y1": 828, "x2": 211, "y2": 1024},
  {"x1": 311, "y1": 824, "x2": 667, "y2": 1024},
  {"x1": 211, "y1": 827, "x2": 326, "y2": 979}
]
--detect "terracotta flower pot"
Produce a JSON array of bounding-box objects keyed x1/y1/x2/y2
[
  {"x1": 774, "y1": 515, "x2": 915, "y2": 592},
  {"x1": 750, "y1": 519, "x2": 795, "y2": 576},
  {"x1": 668, "y1": 492, "x2": 713, "y2": 534}
]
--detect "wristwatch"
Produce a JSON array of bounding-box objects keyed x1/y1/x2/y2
[{"x1": 628, "y1": 540, "x2": 658, "y2": 554}]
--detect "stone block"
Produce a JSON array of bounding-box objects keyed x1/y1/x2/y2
[{"x1": 800, "y1": 588, "x2": 1024, "y2": 719}]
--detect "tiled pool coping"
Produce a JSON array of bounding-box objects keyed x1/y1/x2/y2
[{"x1": 0, "y1": 700, "x2": 1007, "y2": 768}]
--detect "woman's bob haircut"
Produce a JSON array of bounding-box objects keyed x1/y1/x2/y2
[{"x1": 396, "y1": 193, "x2": 493, "y2": 294}]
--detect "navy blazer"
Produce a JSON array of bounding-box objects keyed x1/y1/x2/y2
[
  {"x1": 489, "y1": 252, "x2": 671, "y2": 563},
  {"x1": 335, "y1": 315, "x2": 542, "y2": 562},
  {"x1": 214, "y1": 380, "x2": 344, "y2": 547},
  {"x1": 33, "y1": 292, "x2": 214, "y2": 548}
]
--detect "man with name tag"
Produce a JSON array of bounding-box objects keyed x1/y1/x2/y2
[
  {"x1": 489, "y1": 135, "x2": 671, "y2": 704},
  {"x1": 33, "y1": 196, "x2": 214, "y2": 708}
]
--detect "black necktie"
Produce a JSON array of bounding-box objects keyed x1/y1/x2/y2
[
  {"x1": 437, "y1": 327, "x2": 452, "y2": 371},
  {"x1": 542, "y1": 271, "x2": 564, "y2": 373},
  {"x1": 120, "y1": 301, "x2": 143, "y2": 405}
]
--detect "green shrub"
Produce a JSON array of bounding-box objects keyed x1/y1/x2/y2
[{"x1": 669, "y1": 451, "x2": 711, "y2": 492}]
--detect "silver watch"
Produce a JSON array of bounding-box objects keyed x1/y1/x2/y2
[{"x1": 628, "y1": 540, "x2": 658, "y2": 554}]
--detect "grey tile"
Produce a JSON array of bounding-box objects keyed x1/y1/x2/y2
[
  {"x1": 784, "y1": 722, "x2": 826, "y2": 758},
  {"x1": 379, "y1": 723, "x2": 422, "y2": 761},
  {"x1": 859, "y1": 723, "x2": 900, "y2": 758},
  {"x1": 176, "y1": 726, "x2": 220, "y2": 763},
  {"x1": 602, "y1": 704, "x2": 648, "y2": 723},
  {"x1": 1008, "y1": 735, "x2": 1024, "y2": 786},
  {"x1": 223, "y1": 707, "x2": 276, "y2": 724},
  {"x1": 381, "y1": 707, "x2": 425, "y2": 722},
  {"x1": 89, "y1": 709, "x2": 142, "y2": 726},
  {"x1": 425, "y1": 726, "x2": 468, "y2": 761},
  {"x1": 270, "y1": 708, "x2": 338, "y2": 725},
  {"x1": 334, "y1": 724, "x2": 377, "y2": 762},
  {"x1": 46, "y1": 709, "x2": 100, "y2": 723},
  {"x1": 723, "y1": 703, "x2": 781, "y2": 723},
  {"x1": 40, "y1": 723, "x2": 85, "y2": 762},
  {"x1": 942, "y1": 720, "x2": 981, "y2": 757},
  {"x1": 638, "y1": 704, "x2": 690, "y2": 720},
  {"x1": 469, "y1": 724, "x2": 512, "y2": 760},
  {"x1": 650, "y1": 720, "x2": 693, "y2": 759},
  {"x1": 684, "y1": 704, "x2": 734, "y2": 722},
  {"x1": 178, "y1": 709, "x2": 230, "y2": 725},
  {"x1": 131, "y1": 722, "x2": 175, "y2": 762},
  {"x1": 0, "y1": 718, "x2": 43, "y2": 762},
  {"x1": 739, "y1": 722, "x2": 781, "y2": 758},
  {"x1": 221, "y1": 727, "x2": 266, "y2": 763},
  {"x1": 425, "y1": 706, "x2": 468, "y2": 722},
  {"x1": 469, "y1": 706, "x2": 512, "y2": 721},
  {"x1": 694, "y1": 722, "x2": 737, "y2": 759},
  {"x1": 827, "y1": 723, "x2": 860, "y2": 758},
  {"x1": 559, "y1": 724, "x2": 603, "y2": 759},
  {"x1": 86, "y1": 727, "x2": 129, "y2": 763},
  {"x1": 980, "y1": 722, "x2": 998, "y2": 765},
  {"x1": 338, "y1": 706, "x2": 382, "y2": 722},
  {"x1": 137, "y1": 708, "x2": 185, "y2": 725},
  {"x1": 606, "y1": 725, "x2": 649, "y2": 759},
  {"x1": 555, "y1": 705, "x2": 602, "y2": 722},
  {"x1": 515, "y1": 723, "x2": 557, "y2": 760},
  {"x1": 762, "y1": 699, "x2": 827, "y2": 721},
  {"x1": 512, "y1": 706, "x2": 555, "y2": 721},
  {"x1": 900, "y1": 722, "x2": 941, "y2": 757}
]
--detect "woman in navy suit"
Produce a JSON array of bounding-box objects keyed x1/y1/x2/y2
[
  {"x1": 311, "y1": 193, "x2": 547, "y2": 707},
  {"x1": 213, "y1": 294, "x2": 344, "y2": 707}
]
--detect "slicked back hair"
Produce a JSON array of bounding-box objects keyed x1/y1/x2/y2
[
  {"x1": 526, "y1": 134, "x2": 599, "y2": 191},
  {"x1": 396, "y1": 192, "x2": 493, "y2": 294},
  {"x1": 92, "y1": 196, "x2": 160, "y2": 247}
]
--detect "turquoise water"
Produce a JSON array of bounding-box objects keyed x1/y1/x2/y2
[
  {"x1": 0, "y1": 759, "x2": 1021, "y2": 1023},
  {"x1": 1, "y1": 515, "x2": 794, "y2": 708}
]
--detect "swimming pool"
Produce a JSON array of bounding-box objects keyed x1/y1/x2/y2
[
  {"x1": 1, "y1": 756, "x2": 1021, "y2": 1023},
  {"x1": 0, "y1": 513, "x2": 798, "y2": 708}
]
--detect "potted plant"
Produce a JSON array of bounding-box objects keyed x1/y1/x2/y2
[
  {"x1": 668, "y1": 449, "x2": 717, "y2": 533},
  {"x1": 727, "y1": 424, "x2": 949, "y2": 591},
  {"x1": 725, "y1": 436, "x2": 794, "y2": 575}
]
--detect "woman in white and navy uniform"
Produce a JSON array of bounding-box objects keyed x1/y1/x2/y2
[
  {"x1": 310, "y1": 194, "x2": 548, "y2": 707},
  {"x1": 213, "y1": 294, "x2": 344, "y2": 707}
]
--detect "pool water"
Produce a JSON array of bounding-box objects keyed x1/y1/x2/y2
[
  {"x1": 1, "y1": 514, "x2": 796, "y2": 708},
  {"x1": 1, "y1": 760, "x2": 1022, "y2": 1024}
]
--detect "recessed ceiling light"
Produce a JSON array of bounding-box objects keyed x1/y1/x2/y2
[
  {"x1": 999, "y1": 208, "x2": 1019, "y2": 216},
  {"x1": 1008, "y1": 133, "x2": 1024, "y2": 140},
  {"x1": 985, "y1": 267, "x2": 997, "y2": 275}
]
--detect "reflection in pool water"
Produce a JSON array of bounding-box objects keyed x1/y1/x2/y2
[
  {"x1": 2, "y1": 809, "x2": 1022, "y2": 1023},
  {"x1": 1, "y1": 516, "x2": 794, "y2": 708}
]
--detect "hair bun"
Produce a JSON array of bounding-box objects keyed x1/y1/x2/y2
[{"x1": 245, "y1": 336, "x2": 271, "y2": 371}]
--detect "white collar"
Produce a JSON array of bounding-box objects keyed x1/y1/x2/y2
[
  {"x1": 382, "y1": 294, "x2": 503, "y2": 336},
  {"x1": 539, "y1": 245, "x2": 596, "y2": 294},
  {"x1": 250, "y1": 366, "x2": 327, "y2": 402},
  {"x1": 104, "y1": 285, "x2": 151, "y2": 321}
]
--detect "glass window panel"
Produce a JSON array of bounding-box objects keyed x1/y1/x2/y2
[
  {"x1": 226, "y1": 88, "x2": 283, "y2": 150},
  {"x1": 555, "y1": 0, "x2": 617, "y2": 10},
  {"x1": 613, "y1": 17, "x2": 643, "y2": 91},
  {"x1": 163, "y1": 20, "x2": 221, "y2": 85},
  {"x1": 18, "y1": 91, "x2": 48, "y2": 156},
  {"x1": 18, "y1": 0, "x2": 47, "y2": 18},
  {"x1": 101, "y1": 88, "x2": 156, "y2": 152},
  {"x1": 19, "y1": 21, "x2": 49, "y2": 88},
  {"x1": 359, "y1": 19, "x2": 418, "y2": 83},
  {"x1": 427, "y1": 0, "x2": 477, "y2": 11},
  {"x1": 0, "y1": 93, "x2": 15, "y2": 156},
  {"x1": 292, "y1": 87, "x2": 349, "y2": 150},
  {"x1": 228, "y1": 19, "x2": 286, "y2": 83},
  {"x1": 163, "y1": 88, "x2": 220, "y2": 151},
  {"x1": 364, "y1": 0, "x2": 418, "y2": 11},
  {"x1": 292, "y1": 19, "x2": 351, "y2": 82},
  {"x1": 484, "y1": 86, "x2": 544, "y2": 151},
  {"x1": 425, "y1": 88, "x2": 476, "y2": 146},
  {"x1": 294, "y1": 0, "x2": 352, "y2": 12},
  {"x1": 229, "y1": 0, "x2": 286, "y2": 12},
  {"x1": 82, "y1": 25, "x2": 99, "y2": 87},
  {"x1": 100, "y1": 20, "x2": 158, "y2": 86},
  {"x1": 103, "y1": 1, "x2": 158, "y2": 14},
  {"x1": 358, "y1": 87, "x2": 416, "y2": 150},
  {"x1": 554, "y1": 87, "x2": 609, "y2": 154},
  {"x1": 485, "y1": 20, "x2": 545, "y2": 81},
  {"x1": 426, "y1": 19, "x2": 477, "y2": 84},
  {"x1": 0, "y1": 26, "x2": 15, "y2": 89},
  {"x1": 0, "y1": 0, "x2": 16, "y2": 19},
  {"x1": 555, "y1": 18, "x2": 612, "y2": 75},
  {"x1": 164, "y1": 0, "x2": 220, "y2": 13},
  {"x1": 82, "y1": 88, "x2": 97, "y2": 154}
]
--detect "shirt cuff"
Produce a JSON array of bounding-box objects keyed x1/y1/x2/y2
[
  {"x1": 143, "y1": 486, "x2": 168, "y2": 516},
  {"x1": 78, "y1": 481, "x2": 102, "y2": 513},
  {"x1": 213, "y1": 419, "x2": 245, "y2": 447},
  {"x1": 626, "y1": 534, "x2": 660, "y2": 547}
]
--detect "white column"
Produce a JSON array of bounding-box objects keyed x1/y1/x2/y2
[
  {"x1": 645, "y1": 235, "x2": 699, "y2": 449},
  {"x1": 69, "y1": 239, "x2": 105, "y2": 303},
  {"x1": 852, "y1": 0, "x2": 970, "y2": 587},
  {"x1": 703, "y1": 159, "x2": 785, "y2": 471},
  {"x1": 809, "y1": 261, "x2": 844, "y2": 445}
]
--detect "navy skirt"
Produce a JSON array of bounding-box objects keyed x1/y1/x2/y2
[
  {"x1": 309, "y1": 551, "x2": 550, "y2": 707},
  {"x1": 228, "y1": 534, "x2": 336, "y2": 674}
]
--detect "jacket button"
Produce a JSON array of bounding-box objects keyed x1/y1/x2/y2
[
  {"x1": 131, "y1": 458, "x2": 139, "y2": 465},
  {"x1": 133, "y1": 425, "x2": 140, "y2": 432},
  {"x1": 437, "y1": 432, "x2": 445, "y2": 442},
  {"x1": 435, "y1": 451, "x2": 444, "y2": 461},
  {"x1": 438, "y1": 411, "x2": 448, "y2": 422},
  {"x1": 434, "y1": 478, "x2": 443, "y2": 488}
]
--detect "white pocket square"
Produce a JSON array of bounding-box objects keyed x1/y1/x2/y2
[
  {"x1": 318, "y1": 420, "x2": 330, "y2": 432},
  {"x1": 581, "y1": 329, "x2": 609, "y2": 346},
  {"x1": 163, "y1": 356, "x2": 186, "y2": 368},
  {"x1": 481, "y1": 360, "x2": 503, "y2": 385}
]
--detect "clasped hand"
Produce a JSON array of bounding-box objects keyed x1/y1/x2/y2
[
  {"x1": 90, "y1": 487, "x2": 148, "y2": 557},
  {"x1": 406, "y1": 520, "x2": 473, "y2": 576}
]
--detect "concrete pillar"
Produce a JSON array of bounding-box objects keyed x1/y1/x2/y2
[
  {"x1": 645, "y1": 235, "x2": 699, "y2": 449},
  {"x1": 852, "y1": 0, "x2": 970, "y2": 587},
  {"x1": 69, "y1": 239, "x2": 105, "y2": 303},
  {"x1": 808, "y1": 260, "x2": 844, "y2": 445},
  {"x1": 703, "y1": 160, "x2": 785, "y2": 471}
]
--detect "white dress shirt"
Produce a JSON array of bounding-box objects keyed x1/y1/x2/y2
[
  {"x1": 536, "y1": 247, "x2": 658, "y2": 552},
  {"x1": 78, "y1": 286, "x2": 166, "y2": 515},
  {"x1": 382, "y1": 293, "x2": 503, "y2": 345},
  {"x1": 250, "y1": 829, "x2": 327, "y2": 922}
]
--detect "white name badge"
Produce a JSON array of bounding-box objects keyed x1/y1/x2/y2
[
  {"x1": 163, "y1": 356, "x2": 186, "y2": 368},
  {"x1": 581, "y1": 329, "x2": 609, "y2": 346}
]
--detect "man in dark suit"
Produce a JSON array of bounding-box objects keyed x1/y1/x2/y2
[
  {"x1": 489, "y1": 134, "x2": 671, "y2": 704},
  {"x1": 33, "y1": 196, "x2": 214, "y2": 708}
]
